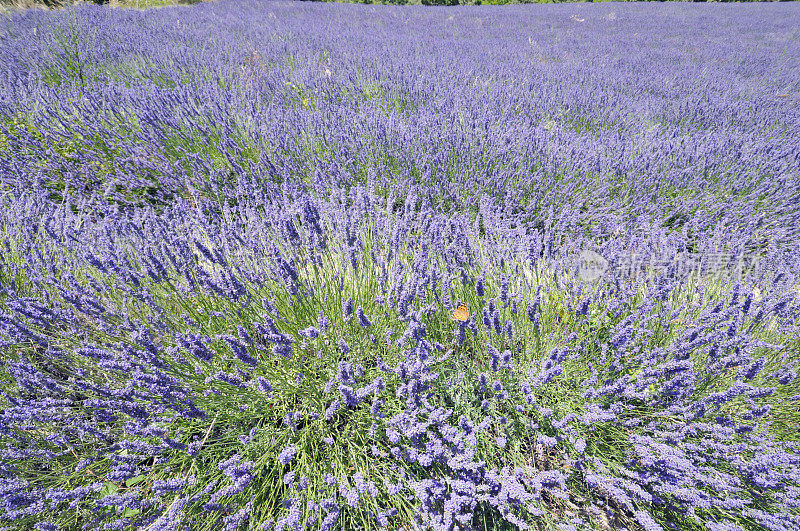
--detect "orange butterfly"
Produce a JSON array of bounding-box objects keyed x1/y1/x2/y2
[{"x1": 451, "y1": 305, "x2": 469, "y2": 322}]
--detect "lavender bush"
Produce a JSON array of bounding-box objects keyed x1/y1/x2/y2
[{"x1": 1, "y1": 2, "x2": 799, "y2": 530}]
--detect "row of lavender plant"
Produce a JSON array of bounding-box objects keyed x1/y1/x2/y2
[{"x1": 1, "y1": 1, "x2": 799, "y2": 530}]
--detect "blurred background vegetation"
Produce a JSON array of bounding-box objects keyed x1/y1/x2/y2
[
  {"x1": 0, "y1": 0, "x2": 784, "y2": 12},
  {"x1": 344, "y1": 0, "x2": 783, "y2": 4},
  {"x1": 0, "y1": 0, "x2": 202, "y2": 12}
]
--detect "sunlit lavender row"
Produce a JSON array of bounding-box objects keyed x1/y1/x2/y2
[{"x1": 1, "y1": 2, "x2": 799, "y2": 530}]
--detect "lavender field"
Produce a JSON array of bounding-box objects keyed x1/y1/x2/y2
[{"x1": 1, "y1": 2, "x2": 800, "y2": 530}]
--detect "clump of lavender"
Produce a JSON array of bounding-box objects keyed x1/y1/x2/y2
[{"x1": 0, "y1": 2, "x2": 799, "y2": 531}]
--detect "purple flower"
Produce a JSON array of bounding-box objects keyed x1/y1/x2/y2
[
  {"x1": 339, "y1": 484, "x2": 359, "y2": 508},
  {"x1": 278, "y1": 445, "x2": 297, "y2": 466},
  {"x1": 299, "y1": 327, "x2": 320, "y2": 339},
  {"x1": 575, "y1": 438, "x2": 586, "y2": 454},
  {"x1": 325, "y1": 399, "x2": 340, "y2": 421},
  {"x1": 342, "y1": 298, "x2": 353, "y2": 319},
  {"x1": 356, "y1": 306, "x2": 372, "y2": 327},
  {"x1": 476, "y1": 274, "x2": 485, "y2": 297},
  {"x1": 273, "y1": 344, "x2": 293, "y2": 359},
  {"x1": 257, "y1": 377, "x2": 273, "y2": 394},
  {"x1": 337, "y1": 339, "x2": 350, "y2": 355}
]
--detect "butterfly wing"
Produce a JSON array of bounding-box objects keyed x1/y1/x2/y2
[{"x1": 452, "y1": 305, "x2": 469, "y2": 321}]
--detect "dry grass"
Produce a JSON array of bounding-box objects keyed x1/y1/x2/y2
[
  {"x1": 0, "y1": 0, "x2": 207, "y2": 13},
  {"x1": 109, "y1": 0, "x2": 206, "y2": 8},
  {"x1": 0, "y1": 0, "x2": 51, "y2": 14}
]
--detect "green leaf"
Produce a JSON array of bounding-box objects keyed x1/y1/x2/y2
[
  {"x1": 121, "y1": 508, "x2": 141, "y2": 518},
  {"x1": 99, "y1": 482, "x2": 119, "y2": 497},
  {"x1": 125, "y1": 475, "x2": 145, "y2": 488}
]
